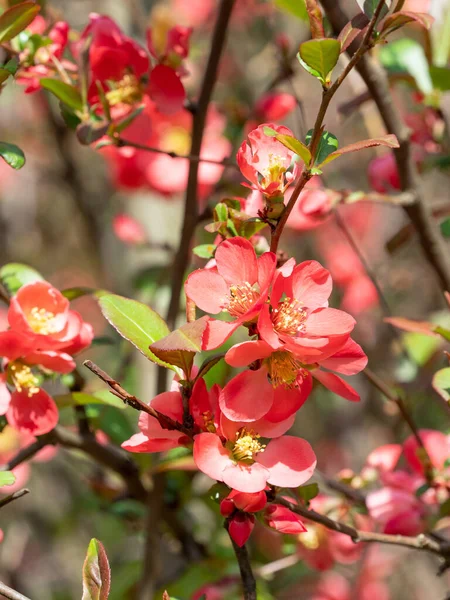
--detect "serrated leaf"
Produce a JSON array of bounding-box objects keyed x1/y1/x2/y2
[
  {"x1": 263, "y1": 126, "x2": 312, "y2": 165},
  {"x1": 379, "y1": 38, "x2": 433, "y2": 95},
  {"x1": 0, "y1": 1, "x2": 40, "y2": 43},
  {"x1": 274, "y1": 0, "x2": 308, "y2": 20},
  {"x1": 357, "y1": 0, "x2": 391, "y2": 20},
  {"x1": 298, "y1": 39, "x2": 341, "y2": 83},
  {"x1": 99, "y1": 294, "x2": 175, "y2": 371},
  {"x1": 54, "y1": 392, "x2": 126, "y2": 410},
  {"x1": 41, "y1": 78, "x2": 83, "y2": 112},
  {"x1": 379, "y1": 11, "x2": 433, "y2": 36},
  {"x1": 306, "y1": 129, "x2": 339, "y2": 165},
  {"x1": 0, "y1": 142, "x2": 25, "y2": 169},
  {"x1": 192, "y1": 244, "x2": 215, "y2": 259},
  {"x1": 297, "y1": 482, "x2": 319, "y2": 503},
  {"x1": 433, "y1": 368, "x2": 450, "y2": 403},
  {"x1": 0, "y1": 471, "x2": 16, "y2": 487},
  {"x1": 82, "y1": 538, "x2": 111, "y2": 600},
  {"x1": 305, "y1": 0, "x2": 324, "y2": 38},
  {"x1": 150, "y1": 316, "x2": 209, "y2": 375},
  {"x1": 319, "y1": 134, "x2": 399, "y2": 166},
  {"x1": 0, "y1": 263, "x2": 44, "y2": 296}
]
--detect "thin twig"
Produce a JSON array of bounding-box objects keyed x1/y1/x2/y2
[
  {"x1": 225, "y1": 521, "x2": 257, "y2": 600},
  {"x1": 320, "y1": 0, "x2": 450, "y2": 291},
  {"x1": 0, "y1": 582, "x2": 31, "y2": 600},
  {"x1": 117, "y1": 138, "x2": 238, "y2": 169},
  {"x1": 277, "y1": 497, "x2": 450, "y2": 559},
  {"x1": 158, "y1": 0, "x2": 236, "y2": 395},
  {"x1": 83, "y1": 359, "x2": 193, "y2": 438},
  {"x1": 0, "y1": 489, "x2": 30, "y2": 510},
  {"x1": 270, "y1": 0, "x2": 387, "y2": 254}
]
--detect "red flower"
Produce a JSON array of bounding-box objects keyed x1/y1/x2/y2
[
  {"x1": 113, "y1": 214, "x2": 147, "y2": 245},
  {"x1": 368, "y1": 153, "x2": 401, "y2": 194},
  {"x1": 254, "y1": 93, "x2": 297, "y2": 122},
  {"x1": 193, "y1": 429, "x2": 316, "y2": 493},
  {"x1": 237, "y1": 124, "x2": 301, "y2": 199},
  {"x1": 185, "y1": 237, "x2": 276, "y2": 348}
]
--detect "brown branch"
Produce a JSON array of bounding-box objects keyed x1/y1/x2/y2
[
  {"x1": 225, "y1": 521, "x2": 257, "y2": 600},
  {"x1": 116, "y1": 138, "x2": 238, "y2": 169},
  {"x1": 270, "y1": 0, "x2": 386, "y2": 254},
  {"x1": 0, "y1": 488, "x2": 29, "y2": 510},
  {"x1": 320, "y1": 0, "x2": 450, "y2": 291},
  {"x1": 158, "y1": 0, "x2": 236, "y2": 394},
  {"x1": 0, "y1": 582, "x2": 31, "y2": 600},
  {"x1": 83, "y1": 360, "x2": 193, "y2": 438},
  {"x1": 277, "y1": 497, "x2": 450, "y2": 559}
]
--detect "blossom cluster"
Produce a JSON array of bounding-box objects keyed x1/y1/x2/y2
[{"x1": 0, "y1": 281, "x2": 93, "y2": 435}]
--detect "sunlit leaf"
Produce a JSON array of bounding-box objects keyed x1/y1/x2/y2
[
  {"x1": 297, "y1": 482, "x2": 319, "y2": 503},
  {"x1": 298, "y1": 39, "x2": 341, "y2": 83},
  {"x1": 0, "y1": 1, "x2": 40, "y2": 43},
  {"x1": 41, "y1": 78, "x2": 83, "y2": 112},
  {"x1": 0, "y1": 471, "x2": 16, "y2": 487},
  {"x1": 82, "y1": 538, "x2": 111, "y2": 600},
  {"x1": 0, "y1": 262, "x2": 44, "y2": 296},
  {"x1": 99, "y1": 294, "x2": 175, "y2": 371},
  {"x1": 306, "y1": 129, "x2": 338, "y2": 165},
  {"x1": 319, "y1": 134, "x2": 399, "y2": 166},
  {"x1": 192, "y1": 244, "x2": 215, "y2": 259},
  {"x1": 433, "y1": 368, "x2": 450, "y2": 403},
  {"x1": 274, "y1": 0, "x2": 307, "y2": 20},
  {"x1": 0, "y1": 142, "x2": 25, "y2": 169},
  {"x1": 263, "y1": 126, "x2": 312, "y2": 164},
  {"x1": 54, "y1": 392, "x2": 126, "y2": 410},
  {"x1": 379, "y1": 38, "x2": 433, "y2": 95}
]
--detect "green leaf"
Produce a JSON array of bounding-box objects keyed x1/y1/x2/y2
[
  {"x1": 61, "y1": 287, "x2": 105, "y2": 300},
  {"x1": 0, "y1": 142, "x2": 25, "y2": 169},
  {"x1": 239, "y1": 219, "x2": 268, "y2": 239},
  {"x1": 441, "y1": 218, "x2": 450, "y2": 238},
  {"x1": 263, "y1": 126, "x2": 312, "y2": 165},
  {"x1": 82, "y1": 538, "x2": 111, "y2": 600},
  {"x1": 0, "y1": 1, "x2": 40, "y2": 43},
  {"x1": 440, "y1": 498, "x2": 450, "y2": 518},
  {"x1": 54, "y1": 392, "x2": 126, "y2": 410},
  {"x1": 297, "y1": 482, "x2": 319, "y2": 503},
  {"x1": 0, "y1": 471, "x2": 16, "y2": 487},
  {"x1": 306, "y1": 129, "x2": 339, "y2": 165},
  {"x1": 214, "y1": 202, "x2": 228, "y2": 223},
  {"x1": 430, "y1": 66, "x2": 450, "y2": 92},
  {"x1": 415, "y1": 482, "x2": 430, "y2": 497},
  {"x1": 99, "y1": 294, "x2": 175, "y2": 371},
  {"x1": 357, "y1": 0, "x2": 391, "y2": 20},
  {"x1": 433, "y1": 368, "x2": 450, "y2": 403},
  {"x1": 433, "y1": 325, "x2": 450, "y2": 342},
  {"x1": 379, "y1": 11, "x2": 434, "y2": 36},
  {"x1": 0, "y1": 262, "x2": 44, "y2": 296},
  {"x1": 274, "y1": 0, "x2": 308, "y2": 20},
  {"x1": 41, "y1": 78, "x2": 83, "y2": 112},
  {"x1": 318, "y1": 134, "x2": 399, "y2": 167},
  {"x1": 298, "y1": 39, "x2": 341, "y2": 83},
  {"x1": 379, "y1": 38, "x2": 433, "y2": 95},
  {"x1": 192, "y1": 244, "x2": 215, "y2": 259}
]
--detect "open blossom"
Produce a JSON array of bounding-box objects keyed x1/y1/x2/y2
[
  {"x1": 185, "y1": 237, "x2": 277, "y2": 348},
  {"x1": 237, "y1": 123, "x2": 300, "y2": 199}
]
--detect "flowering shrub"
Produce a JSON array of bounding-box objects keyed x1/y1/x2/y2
[{"x1": 0, "y1": 1, "x2": 449, "y2": 599}]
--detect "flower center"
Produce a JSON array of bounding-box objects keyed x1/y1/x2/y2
[
  {"x1": 272, "y1": 299, "x2": 307, "y2": 336},
  {"x1": 106, "y1": 74, "x2": 143, "y2": 106},
  {"x1": 233, "y1": 427, "x2": 265, "y2": 463},
  {"x1": 262, "y1": 153, "x2": 287, "y2": 187},
  {"x1": 28, "y1": 307, "x2": 58, "y2": 335},
  {"x1": 9, "y1": 363, "x2": 40, "y2": 396},
  {"x1": 226, "y1": 282, "x2": 260, "y2": 318},
  {"x1": 159, "y1": 126, "x2": 192, "y2": 156},
  {"x1": 266, "y1": 351, "x2": 308, "y2": 388},
  {"x1": 202, "y1": 411, "x2": 216, "y2": 433}
]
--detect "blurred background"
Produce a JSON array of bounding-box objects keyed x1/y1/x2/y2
[{"x1": 1, "y1": 0, "x2": 450, "y2": 598}]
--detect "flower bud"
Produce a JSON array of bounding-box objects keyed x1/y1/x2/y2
[
  {"x1": 228, "y1": 513, "x2": 255, "y2": 547},
  {"x1": 264, "y1": 504, "x2": 307, "y2": 535}
]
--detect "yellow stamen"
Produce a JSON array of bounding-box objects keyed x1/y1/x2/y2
[
  {"x1": 266, "y1": 351, "x2": 308, "y2": 388},
  {"x1": 9, "y1": 363, "x2": 39, "y2": 396},
  {"x1": 262, "y1": 153, "x2": 287, "y2": 187},
  {"x1": 202, "y1": 411, "x2": 216, "y2": 433},
  {"x1": 28, "y1": 307, "x2": 59, "y2": 335},
  {"x1": 233, "y1": 427, "x2": 265, "y2": 463},
  {"x1": 226, "y1": 282, "x2": 260, "y2": 318},
  {"x1": 106, "y1": 74, "x2": 143, "y2": 106},
  {"x1": 272, "y1": 299, "x2": 307, "y2": 336}
]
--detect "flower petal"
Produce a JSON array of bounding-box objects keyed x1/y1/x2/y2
[
  {"x1": 0, "y1": 373, "x2": 11, "y2": 416},
  {"x1": 193, "y1": 432, "x2": 232, "y2": 482},
  {"x1": 222, "y1": 461, "x2": 269, "y2": 493},
  {"x1": 289, "y1": 260, "x2": 332, "y2": 309},
  {"x1": 265, "y1": 374, "x2": 312, "y2": 422},
  {"x1": 185, "y1": 269, "x2": 228, "y2": 314},
  {"x1": 148, "y1": 64, "x2": 186, "y2": 115},
  {"x1": 122, "y1": 432, "x2": 181, "y2": 453},
  {"x1": 305, "y1": 308, "x2": 355, "y2": 337},
  {"x1": 203, "y1": 319, "x2": 240, "y2": 350},
  {"x1": 219, "y1": 369, "x2": 273, "y2": 422},
  {"x1": 215, "y1": 237, "x2": 258, "y2": 287},
  {"x1": 225, "y1": 340, "x2": 274, "y2": 368},
  {"x1": 320, "y1": 338, "x2": 368, "y2": 375},
  {"x1": 258, "y1": 436, "x2": 316, "y2": 488},
  {"x1": 313, "y1": 370, "x2": 360, "y2": 402},
  {"x1": 7, "y1": 389, "x2": 58, "y2": 435}
]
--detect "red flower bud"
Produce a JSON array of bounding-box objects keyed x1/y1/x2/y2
[
  {"x1": 220, "y1": 498, "x2": 235, "y2": 517},
  {"x1": 264, "y1": 504, "x2": 307, "y2": 535},
  {"x1": 228, "y1": 489, "x2": 267, "y2": 513},
  {"x1": 228, "y1": 513, "x2": 255, "y2": 547}
]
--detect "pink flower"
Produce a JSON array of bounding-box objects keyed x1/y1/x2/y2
[
  {"x1": 254, "y1": 93, "x2": 296, "y2": 122},
  {"x1": 403, "y1": 430, "x2": 450, "y2": 476},
  {"x1": 193, "y1": 427, "x2": 316, "y2": 493},
  {"x1": 113, "y1": 214, "x2": 147, "y2": 245},
  {"x1": 264, "y1": 504, "x2": 307, "y2": 534},
  {"x1": 5, "y1": 388, "x2": 58, "y2": 436},
  {"x1": 185, "y1": 237, "x2": 276, "y2": 348},
  {"x1": 237, "y1": 123, "x2": 301, "y2": 199},
  {"x1": 286, "y1": 177, "x2": 334, "y2": 231},
  {"x1": 368, "y1": 153, "x2": 401, "y2": 194}
]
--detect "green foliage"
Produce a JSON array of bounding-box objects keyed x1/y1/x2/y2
[
  {"x1": 41, "y1": 78, "x2": 84, "y2": 112},
  {"x1": 433, "y1": 368, "x2": 450, "y2": 403},
  {"x1": 0, "y1": 141, "x2": 25, "y2": 169},
  {"x1": 82, "y1": 538, "x2": 111, "y2": 600},
  {"x1": 99, "y1": 294, "x2": 175, "y2": 371},
  {"x1": 0, "y1": 262, "x2": 44, "y2": 296},
  {"x1": 0, "y1": 471, "x2": 16, "y2": 487},
  {"x1": 298, "y1": 39, "x2": 341, "y2": 84},
  {"x1": 54, "y1": 392, "x2": 126, "y2": 410},
  {"x1": 274, "y1": 0, "x2": 307, "y2": 20},
  {"x1": 306, "y1": 129, "x2": 339, "y2": 165},
  {"x1": 379, "y1": 38, "x2": 433, "y2": 95},
  {"x1": 430, "y1": 66, "x2": 450, "y2": 92},
  {"x1": 357, "y1": 0, "x2": 391, "y2": 20},
  {"x1": 0, "y1": 1, "x2": 40, "y2": 43},
  {"x1": 193, "y1": 244, "x2": 216, "y2": 259},
  {"x1": 440, "y1": 218, "x2": 450, "y2": 238},
  {"x1": 297, "y1": 482, "x2": 319, "y2": 503}
]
